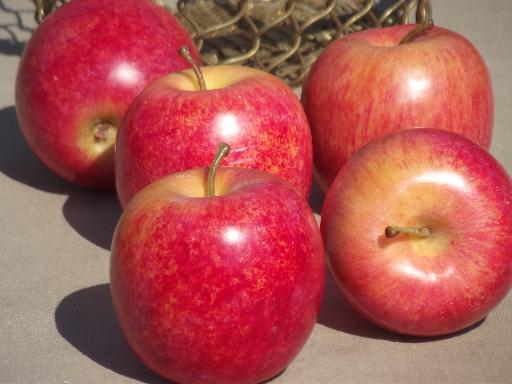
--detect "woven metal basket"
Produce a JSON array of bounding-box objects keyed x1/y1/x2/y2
[{"x1": 33, "y1": 0, "x2": 432, "y2": 86}]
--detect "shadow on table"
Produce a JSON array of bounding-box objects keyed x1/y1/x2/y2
[
  {"x1": 0, "y1": 106, "x2": 73, "y2": 193},
  {"x1": 0, "y1": 0, "x2": 36, "y2": 56},
  {"x1": 0, "y1": 106, "x2": 121, "y2": 250},
  {"x1": 317, "y1": 270, "x2": 486, "y2": 342},
  {"x1": 0, "y1": 38, "x2": 24, "y2": 55},
  {"x1": 55, "y1": 284, "x2": 168, "y2": 384},
  {"x1": 308, "y1": 177, "x2": 324, "y2": 215},
  {"x1": 62, "y1": 191, "x2": 122, "y2": 251}
]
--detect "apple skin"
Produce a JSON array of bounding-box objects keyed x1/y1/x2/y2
[
  {"x1": 15, "y1": 0, "x2": 200, "y2": 189},
  {"x1": 110, "y1": 167, "x2": 324, "y2": 383},
  {"x1": 302, "y1": 24, "x2": 494, "y2": 192},
  {"x1": 115, "y1": 65, "x2": 313, "y2": 206},
  {"x1": 321, "y1": 128, "x2": 512, "y2": 337}
]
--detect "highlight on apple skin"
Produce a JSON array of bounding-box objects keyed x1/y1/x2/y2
[
  {"x1": 321, "y1": 128, "x2": 512, "y2": 337},
  {"x1": 110, "y1": 162, "x2": 324, "y2": 383},
  {"x1": 15, "y1": 0, "x2": 200, "y2": 189},
  {"x1": 302, "y1": 23, "x2": 494, "y2": 192}
]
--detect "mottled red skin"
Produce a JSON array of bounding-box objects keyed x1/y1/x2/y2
[
  {"x1": 302, "y1": 24, "x2": 493, "y2": 192},
  {"x1": 115, "y1": 65, "x2": 312, "y2": 207},
  {"x1": 110, "y1": 167, "x2": 324, "y2": 383},
  {"x1": 15, "y1": 0, "x2": 200, "y2": 189},
  {"x1": 321, "y1": 129, "x2": 512, "y2": 336}
]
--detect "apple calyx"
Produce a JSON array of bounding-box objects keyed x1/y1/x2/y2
[
  {"x1": 399, "y1": 19, "x2": 434, "y2": 45},
  {"x1": 179, "y1": 46, "x2": 207, "y2": 91},
  {"x1": 93, "y1": 121, "x2": 116, "y2": 143},
  {"x1": 208, "y1": 142, "x2": 231, "y2": 197},
  {"x1": 384, "y1": 226, "x2": 431, "y2": 238}
]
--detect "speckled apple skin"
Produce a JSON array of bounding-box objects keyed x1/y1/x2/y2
[
  {"x1": 110, "y1": 167, "x2": 324, "y2": 384},
  {"x1": 302, "y1": 24, "x2": 493, "y2": 192},
  {"x1": 15, "y1": 0, "x2": 200, "y2": 189},
  {"x1": 115, "y1": 65, "x2": 313, "y2": 206},
  {"x1": 321, "y1": 129, "x2": 512, "y2": 336}
]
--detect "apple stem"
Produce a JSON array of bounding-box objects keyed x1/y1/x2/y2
[
  {"x1": 179, "y1": 46, "x2": 207, "y2": 91},
  {"x1": 385, "y1": 226, "x2": 431, "y2": 238},
  {"x1": 208, "y1": 142, "x2": 231, "y2": 197},
  {"x1": 416, "y1": 0, "x2": 432, "y2": 24},
  {"x1": 93, "y1": 122, "x2": 116, "y2": 143},
  {"x1": 399, "y1": 19, "x2": 434, "y2": 45}
]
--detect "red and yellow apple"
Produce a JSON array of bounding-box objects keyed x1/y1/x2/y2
[
  {"x1": 321, "y1": 128, "x2": 512, "y2": 336},
  {"x1": 302, "y1": 23, "x2": 494, "y2": 192},
  {"x1": 16, "y1": 0, "x2": 200, "y2": 189},
  {"x1": 110, "y1": 145, "x2": 324, "y2": 383},
  {"x1": 115, "y1": 60, "x2": 313, "y2": 206}
]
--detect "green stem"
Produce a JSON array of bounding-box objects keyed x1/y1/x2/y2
[
  {"x1": 178, "y1": 46, "x2": 207, "y2": 91},
  {"x1": 208, "y1": 142, "x2": 231, "y2": 197},
  {"x1": 385, "y1": 226, "x2": 431, "y2": 238},
  {"x1": 399, "y1": 19, "x2": 434, "y2": 45}
]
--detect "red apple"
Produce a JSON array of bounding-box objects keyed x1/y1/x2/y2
[
  {"x1": 15, "y1": 0, "x2": 200, "y2": 189},
  {"x1": 110, "y1": 144, "x2": 324, "y2": 383},
  {"x1": 302, "y1": 23, "x2": 493, "y2": 192},
  {"x1": 321, "y1": 128, "x2": 512, "y2": 337},
  {"x1": 115, "y1": 55, "x2": 312, "y2": 207}
]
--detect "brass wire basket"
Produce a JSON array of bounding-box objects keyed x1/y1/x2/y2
[{"x1": 33, "y1": 0, "x2": 432, "y2": 86}]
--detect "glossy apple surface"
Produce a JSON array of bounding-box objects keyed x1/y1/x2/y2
[
  {"x1": 321, "y1": 128, "x2": 512, "y2": 336},
  {"x1": 115, "y1": 64, "x2": 313, "y2": 206},
  {"x1": 110, "y1": 167, "x2": 324, "y2": 383},
  {"x1": 16, "y1": 0, "x2": 200, "y2": 189},
  {"x1": 302, "y1": 24, "x2": 493, "y2": 192}
]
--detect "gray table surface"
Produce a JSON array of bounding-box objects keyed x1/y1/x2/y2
[{"x1": 1, "y1": 1, "x2": 512, "y2": 383}]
